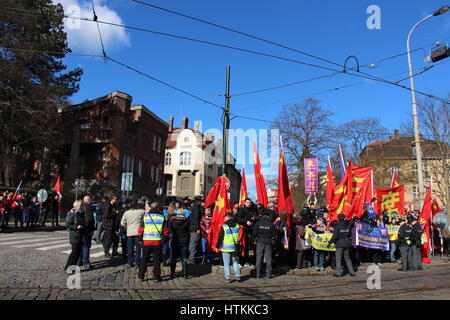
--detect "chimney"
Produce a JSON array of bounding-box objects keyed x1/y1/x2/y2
[
  {"x1": 394, "y1": 129, "x2": 399, "y2": 139},
  {"x1": 182, "y1": 117, "x2": 189, "y2": 129},
  {"x1": 168, "y1": 116, "x2": 174, "y2": 132},
  {"x1": 194, "y1": 121, "x2": 202, "y2": 133}
]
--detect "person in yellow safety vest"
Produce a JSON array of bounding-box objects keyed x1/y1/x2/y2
[
  {"x1": 387, "y1": 216, "x2": 400, "y2": 263},
  {"x1": 138, "y1": 202, "x2": 167, "y2": 282},
  {"x1": 216, "y1": 212, "x2": 242, "y2": 283}
]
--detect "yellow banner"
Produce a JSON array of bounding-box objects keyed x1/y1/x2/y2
[
  {"x1": 305, "y1": 228, "x2": 335, "y2": 251},
  {"x1": 387, "y1": 225, "x2": 400, "y2": 241}
]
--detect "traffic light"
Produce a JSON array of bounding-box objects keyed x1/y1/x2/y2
[{"x1": 430, "y1": 44, "x2": 450, "y2": 62}]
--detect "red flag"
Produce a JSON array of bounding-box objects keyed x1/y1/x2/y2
[
  {"x1": 54, "y1": 173, "x2": 63, "y2": 213},
  {"x1": 239, "y1": 168, "x2": 248, "y2": 206},
  {"x1": 419, "y1": 183, "x2": 433, "y2": 262},
  {"x1": 391, "y1": 171, "x2": 400, "y2": 188},
  {"x1": 325, "y1": 157, "x2": 335, "y2": 206},
  {"x1": 206, "y1": 176, "x2": 231, "y2": 252},
  {"x1": 431, "y1": 199, "x2": 441, "y2": 217},
  {"x1": 278, "y1": 146, "x2": 294, "y2": 229},
  {"x1": 205, "y1": 177, "x2": 221, "y2": 208},
  {"x1": 376, "y1": 185, "x2": 405, "y2": 216},
  {"x1": 253, "y1": 141, "x2": 268, "y2": 207},
  {"x1": 346, "y1": 160, "x2": 353, "y2": 203},
  {"x1": 10, "y1": 180, "x2": 23, "y2": 209}
]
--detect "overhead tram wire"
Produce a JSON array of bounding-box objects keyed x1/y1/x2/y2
[
  {"x1": 131, "y1": 0, "x2": 450, "y2": 104},
  {"x1": 91, "y1": 0, "x2": 107, "y2": 58},
  {"x1": 1, "y1": 6, "x2": 448, "y2": 103},
  {"x1": 2, "y1": 6, "x2": 449, "y2": 104}
]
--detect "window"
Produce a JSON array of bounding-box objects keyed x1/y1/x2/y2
[
  {"x1": 180, "y1": 152, "x2": 192, "y2": 165},
  {"x1": 412, "y1": 186, "x2": 420, "y2": 200},
  {"x1": 122, "y1": 154, "x2": 128, "y2": 172},
  {"x1": 138, "y1": 160, "x2": 142, "y2": 178},
  {"x1": 157, "y1": 136, "x2": 162, "y2": 153},
  {"x1": 150, "y1": 164, "x2": 155, "y2": 182},
  {"x1": 80, "y1": 123, "x2": 91, "y2": 129},
  {"x1": 388, "y1": 166, "x2": 400, "y2": 174},
  {"x1": 153, "y1": 135, "x2": 157, "y2": 151},
  {"x1": 412, "y1": 146, "x2": 416, "y2": 156},
  {"x1": 80, "y1": 156, "x2": 86, "y2": 175},
  {"x1": 155, "y1": 166, "x2": 160, "y2": 184},
  {"x1": 165, "y1": 152, "x2": 172, "y2": 165}
]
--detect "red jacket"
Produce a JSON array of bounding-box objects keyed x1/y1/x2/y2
[{"x1": 199, "y1": 215, "x2": 212, "y2": 239}]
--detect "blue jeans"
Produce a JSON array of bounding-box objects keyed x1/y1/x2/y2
[
  {"x1": 389, "y1": 242, "x2": 397, "y2": 262},
  {"x1": 127, "y1": 236, "x2": 142, "y2": 267},
  {"x1": 77, "y1": 240, "x2": 92, "y2": 266},
  {"x1": 119, "y1": 232, "x2": 128, "y2": 256},
  {"x1": 222, "y1": 252, "x2": 240, "y2": 280},
  {"x1": 201, "y1": 238, "x2": 214, "y2": 263},
  {"x1": 172, "y1": 245, "x2": 189, "y2": 264},
  {"x1": 313, "y1": 249, "x2": 325, "y2": 268}
]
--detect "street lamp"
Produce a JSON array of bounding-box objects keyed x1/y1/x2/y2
[{"x1": 406, "y1": 5, "x2": 449, "y2": 207}]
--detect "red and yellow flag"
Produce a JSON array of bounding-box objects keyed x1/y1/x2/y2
[
  {"x1": 376, "y1": 185, "x2": 405, "y2": 216},
  {"x1": 329, "y1": 163, "x2": 373, "y2": 220},
  {"x1": 253, "y1": 141, "x2": 268, "y2": 207},
  {"x1": 431, "y1": 199, "x2": 441, "y2": 217},
  {"x1": 239, "y1": 167, "x2": 248, "y2": 206},
  {"x1": 325, "y1": 157, "x2": 335, "y2": 206},
  {"x1": 391, "y1": 171, "x2": 400, "y2": 188},
  {"x1": 277, "y1": 146, "x2": 294, "y2": 229},
  {"x1": 54, "y1": 173, "x2": 63, "y2": 213}
]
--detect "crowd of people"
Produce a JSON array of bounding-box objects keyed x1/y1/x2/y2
[
  {"x1": 0, "y1": 191, "x2": 61, "y2": 229},
  {"x1": 61, "y1": 194, "x2": 450, "y2": 283}
]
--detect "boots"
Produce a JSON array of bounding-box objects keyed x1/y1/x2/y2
[
  {"x1": 170, "y1": 263, "x2": 176, "y2": 279},
  {"x1": 182, "y1": 262, "x2": 188, "y2": 279}
]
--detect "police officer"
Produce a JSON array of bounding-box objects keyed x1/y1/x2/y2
[
  {"x1": 410, "y1": 215, "x2": 423, "y2": 271},
  {"x1": 397, "y1": 215, "x2": 413, "y2": 271},
  {"x1": 328, "y1": 214, "x2": 355, "y2": 277},
  {"x1": 253, "y1": 208, "x2": 276, "y2": 279}
]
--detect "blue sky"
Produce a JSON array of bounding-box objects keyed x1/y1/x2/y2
[{"x1": 56, "y1": 0, "x2": 450, "y2": 196}]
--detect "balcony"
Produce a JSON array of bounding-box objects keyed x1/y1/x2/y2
[{"x1": 80, "y1": 128, "x2": 112, "y2": 144}]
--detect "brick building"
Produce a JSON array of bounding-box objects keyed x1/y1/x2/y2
[{"x1": 57, "y1": 91, "x2": 168, "y2": 199}]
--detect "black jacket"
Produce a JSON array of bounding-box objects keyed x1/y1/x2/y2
[
  {"x1": 188, "y1": 203, "x2": 203, "y2": 232},
  {"x1": 169, "y1": 216, "x2": 190, "y2": 247},
  {"x1": 236, "y1": 206, "x2": 254, "y2": 226},
  {"x1": 81, "y1": 202, "x2": 95, "y2": 234},
  {"x1": 398, "y1": 223, "x2": 413, "y2": 247},
  {"x1": 102, "y1": 202, "x2": 116, "y2": 231},
  {"x1": 216, "y1": 218, "x2": 239, "y2": 250},
  {"x1": 411, "y1": 223, "x2": 423, "y2": 248},
  {"x1": 96, "y1": 202, "x2": 104, "y2": 222},
  {"x1": 266, "y1": 209, "x2": 278, "y2": 223},
  {"x1": 329, "y1": 221, "x2": 352, "y2": 248},
  {"x1": 252, "y1": 216, "x2": 276, "y2": 245},
  {"x1": 66, "y1": 209, "x2": 85, "y2": 245}
]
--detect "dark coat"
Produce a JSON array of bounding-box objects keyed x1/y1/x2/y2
[
  {"x1": 252, "y1": 215, "x2": 276, "y2": 245},
  {"x1": 236, "y1": 206, "x2": 253, "y2": 226},
  {"x1": 329, "y1": 221, "x2": 352, "y2": 248},
  {"x1": 66, "y1": 209, "x2": 85, "y2": 245},
  {"x1": 169, "y1": 216, "x2": 190, "y2": 247},
  {"x1": 101, "y1": 202, "x2": 116, "y2": 231},
  {"x1": 188, "y1": 203, "x2": 203, "y2": 232},
  {"x1": 398, "y1": 223, "x2": 413, "y2": 247},
  {"x1": 295, "y1": 225, "x2": 310, "y2": 251},
  {"x1": 81, "y1": 202, "x2": 95, "y2": 234},
  {"x1": 411, "y1": 223, "x2": 423, "y2": 248},
  {"x1": 96, "y1": 202, "x2": 104, "y2": 222}
]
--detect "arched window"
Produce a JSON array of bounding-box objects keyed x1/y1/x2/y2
[
  {"x1": 165, "y1": 152, "x2": 172, "y2": 165},
  {"x1": 180, "y1": 152, "x2": 192, "y2": 165}
]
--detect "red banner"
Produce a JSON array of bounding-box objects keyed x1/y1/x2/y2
[{"x1": 376, "y1": 185, "x2": 405, "y2": 216}]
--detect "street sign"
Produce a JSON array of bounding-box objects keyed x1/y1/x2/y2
[
  {"x1": 156, "y1": 187, "x2": 163, "y2": 196},
  {"x1": 37, "y1": 189, "x2": 48, "y2": 203},
  {"x1": 121, "y1": 173, "x2": 133, "y2": 192}
]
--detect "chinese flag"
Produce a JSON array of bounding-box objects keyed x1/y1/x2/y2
[
  {"x1": 325, "y1": 158, "x2": 335, "y2": 206},
  {"x1": 391, "y1": 171, "x2": 400, "y2": 188},
  {"x1": 278, "y1": 146, "x2": 294, "y2": 229},
  {"x1": 419, "y1": 184, "x2": 433, "y2": 262},
  {"x1": 239, "y1": 168, "x2": 248, "y2": 206},
  {"x1": 431, "y1": 199, "x2": 441, "y2": 217},
  {"x1": 329, "y1": 164, "x2": 372, "y2": 220},
  {"x1": 205, "y1": 178, "x2": 221, "y2": 208},
  {"x1": 376, "y1": 185, "x2": 405, "y2": 216},
  {"x1": 206, "y1": 177, "x2": 231, "y2": 252},
  {"x1": 253, "y1": 141, "x2": 268, "y2": 207}
]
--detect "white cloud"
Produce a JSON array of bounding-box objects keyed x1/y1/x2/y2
[{"x1": 53, "y1": 0, "x2": 130, "y2": 53}]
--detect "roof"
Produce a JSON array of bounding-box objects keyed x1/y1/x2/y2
[
  {"x1": 130, "y1": 105, "x2": 168, "y2": 127},
  {"x1": 58, "y1": 91, "x2": 132, "y2": 114}
]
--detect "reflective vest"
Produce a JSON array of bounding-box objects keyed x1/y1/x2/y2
[
  {"x1": 221, "y1": 224, "x2": 240, "y2": 252},
  {"x1": 143, "y1": 213, "x2": 164, "y2": 241}
]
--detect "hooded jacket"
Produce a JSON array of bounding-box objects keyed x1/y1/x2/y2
[
  {"x1": 329, "y1": 220, "x2": 352, "y2": 248},
  {"x1": 169, "y1": 215, "x2": 190, "y2": 247}
]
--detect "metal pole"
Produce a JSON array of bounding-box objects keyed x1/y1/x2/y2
[
  {"x1": 222, "y1": 66, "x2": 231, "y2": 177},
  {"x1": 406, "y1": 14, "x2": 432, "y2": 209}
]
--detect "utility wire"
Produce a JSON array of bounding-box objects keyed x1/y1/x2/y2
[
  {"x1": 91, "y1": 0, "x2": 106, "y2": 58},
  {"x1": 1, "y1": 6, "x2": 448, "y2": 104}
]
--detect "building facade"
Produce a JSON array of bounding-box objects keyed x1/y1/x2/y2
[
  {"x1": 359, "y1": 130, "x2": 449, "y2": 210},
  {"x1": 163, "y1": 117, "x2": 241, "y2": 203},
  {"x1": 57, "y1": 91, "x2": 168, "y2": 199}
]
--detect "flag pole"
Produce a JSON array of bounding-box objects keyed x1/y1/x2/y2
[
  {"x1": 430, "y1": 176, "x2": 434, "y2": 259},
  {"x1": 390, "y1": 169, "x2": 395, "y2": 189}
]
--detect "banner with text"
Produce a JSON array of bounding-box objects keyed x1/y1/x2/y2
[
  {"x1": 356, "y1": 222, "x2": 390, "y2": 251},
  {"x1": 305, "y1": 228, "x2": 335, "y2": 251},
  {"x1": 376, "y1": 185, "x2": 405, "y2": 216},
  {"x1": 304, "y1": 158, "x2": 318, "y2": 194}
]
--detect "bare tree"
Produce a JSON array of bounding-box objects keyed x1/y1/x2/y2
[
  {"x1": 336, "y1": 117, "x2": 389, "y2": 164},
  {"x1": 271, "y1": 98, "x2": 334, "y2": 207},
  {"x1": 417, "y1": 97, "x2": 450, "y2": 209}
]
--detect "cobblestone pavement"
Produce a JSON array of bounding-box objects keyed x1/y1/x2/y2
[{"x1": 0, "y1": 230, "x2": 449, "y2": 300}]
